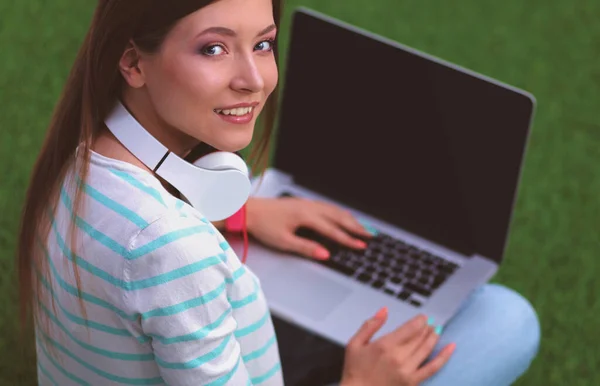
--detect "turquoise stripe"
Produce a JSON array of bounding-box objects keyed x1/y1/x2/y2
[
  {"x1": 61, "y1": 188, "x2": 130, "y2": 257},
  {"x1": 62, "y1": 187, "x2": 214, "y2": 261},
  {"x1": 39, "y1": 242, "x2": 138, "y2": 320},
  {"x1": 148, "y1": 307, "x2": 232, "y2": 345},
  {"x1": 37, "y1": 326, "x2": 164, "y2": 385},
  {"x1": 155, "y1": 334, "x2": 232, "y2": 370},
  {"x1": 127, "y1": 255, "x2": 225, "y2": 290},
  {"x1": 81, "y1": 181, "x2": 148, "y2": 228},
  {"x1": 109, "y1": 168, "x2": 167, "y2": 207},
  {"x1": 37, "y1": 271, "x2": 140, "y2": 338},
  {"x1": 219, "y1": 241, "x2": 230, "y2": 251},
  {"x1": 229, "y1": 280, "x2": 259, "y2": 309},
  {"x1": 226, "y1": 266, "x2": 246, "y2": 284},
  {"x1": 252, "y1": 362, "x2": 282, "y2": 384},
  {"x1": 242, "y1": 335, "x2": 277, "y2": 362},
  {"x1": 51, "y1": 218, "x2": 225, "y2": 290},
  {"x1": 39, "y1": 300, "x2": 154, "y2": 361},
  {"x1": 205, "y1": 356, "x2": 241, "y2": 386},
  {"x1": 129, "y1": 225, "x2": 214, "y2": 259},
  {"x1": 141, "y1": 282, "x2": 226, "y2": 320},
  {"x1": 38, "y1": 362, "x2": 59, "y2": 386},
  {"x1": 36, "y1": 336, "x2": 90, "y2": 385},
  {"x1": 175, "y1": 199, "x2": 192, "y2": 217},
  {"x1": 247, "y1": 380, "x2": 252, "y2": 386},
  {"x1": 235, "y1": 311, "x2": 270, "y2": 338}
]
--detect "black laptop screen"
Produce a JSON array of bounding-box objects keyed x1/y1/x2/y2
[{"x1": 273, "y1": 10, "x2": 534, "y2": 264}]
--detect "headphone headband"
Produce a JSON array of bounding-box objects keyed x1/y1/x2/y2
[{"x1": 105, "y1": 101, "x2": 169, "y2": 170}]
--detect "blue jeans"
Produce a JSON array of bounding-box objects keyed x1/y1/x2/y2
[
  {"x1": 422, "y1": 283, "x2": 541, "y2": 385},
  {"x1": 274, "y1": 283, "x2": 541, "y2": 385}
]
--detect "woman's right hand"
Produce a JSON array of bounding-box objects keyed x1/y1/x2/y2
[{"x1": 341, "y1": 308, "x2": 456, "y2": 386}]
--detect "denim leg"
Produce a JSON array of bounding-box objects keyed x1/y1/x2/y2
[{"x1": 422, "y1": 283, "x2": 541, "y2": 386}]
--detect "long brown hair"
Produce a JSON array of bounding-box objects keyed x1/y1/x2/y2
[{"x1": 17, "y1": 0, "x2": 282, "y2": 337}]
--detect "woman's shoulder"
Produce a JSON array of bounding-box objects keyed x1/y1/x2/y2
[
  {"x1": 83, "y1": 149, "x2": 196, "y2": 224},
  {"x1": 74, "y1": 151, "x2": 236, "y2": 264},
  {"x1": 58, "y1": 150, "x2": 221, "y2": 260}
]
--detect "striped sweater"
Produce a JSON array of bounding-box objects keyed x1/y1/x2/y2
[{"x1": 35, "y1": 150, "x2": 283, "y2": 385}]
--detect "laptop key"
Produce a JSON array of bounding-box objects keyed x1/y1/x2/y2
[
  {"x1": 372, "y1": 280, "x2": 385, "y2": 289},
  {"x1": 432, "y1": 277, "x2": 447, "y2": 289},
  {"x1": 319, "y1": 259, "x2": 356, "y2": 277},
  {"x1": 357, "y1": 273, "x2": 371, "y2": 283},
  {"x1": 410, "y1": 299, "x2": 422, "y2": 307},
  {"x1": 421, "y1": 268, "x2": 434, "y2": 276},
  {"x1": 337, "y1": 265, "x2": 356, "y2": 276},
  {"x1": 404, "y1": 282, "x2": 432, "y2": 297},
  {"x1": 397, "y1": 290, "x2": 411, "y2": 300},
  {"x1": 439, "y1": 265, "x2": 456, "y2": 274},
  {"x1": 371, "y1": 246, "x2": 383, "y2": 255},
  {"x1": 350, "y1": 261, "x2": 362, "y2": 270},
  {"x1": 396, "y1": 257, "x2": 408, "y2": 265}
]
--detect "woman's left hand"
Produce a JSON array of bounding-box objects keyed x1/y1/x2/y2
[{"x1": 245, "y1": 196, "x2": 375, "y2": 260}]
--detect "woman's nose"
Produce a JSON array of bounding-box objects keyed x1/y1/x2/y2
[{"x1": 230, "y1": 56, "x2": 265, "y2": 93}]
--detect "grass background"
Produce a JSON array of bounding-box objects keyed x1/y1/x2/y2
[{"x1": 0, "y1": 0, "x2": 598, "y2": 384}]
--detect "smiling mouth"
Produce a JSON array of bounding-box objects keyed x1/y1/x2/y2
[{"x1": 213, "y1": 106, "x2": 255, "y2": 116}]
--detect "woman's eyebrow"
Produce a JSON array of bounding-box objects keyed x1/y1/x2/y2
[
  {"x1": 197, "y1": 24, "x2": 277, "y2": 38},
  {"x1": 256, "y1": 24, "x2": 277, "y2": 37}
]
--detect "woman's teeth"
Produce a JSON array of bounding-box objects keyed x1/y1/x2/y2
[{"x1": 215, "y1": 106, "x2": 254, "y2": 116}]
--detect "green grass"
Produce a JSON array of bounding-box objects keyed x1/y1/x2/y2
[{"x1": 1, "y1": 0, "x2": 598, "y2": 384}]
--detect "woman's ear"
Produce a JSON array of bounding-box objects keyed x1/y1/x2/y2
[{"x1": 119, "y1": 40, "x2": 145, "y2": 88}]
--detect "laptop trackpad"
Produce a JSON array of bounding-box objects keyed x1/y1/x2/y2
[{"x1": 265, "y1": 269, "x2": 353, "y2": 321}]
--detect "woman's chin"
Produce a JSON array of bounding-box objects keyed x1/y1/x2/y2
[{"x1": 210, "y1": 136, "x2": 253, "y2": 154}]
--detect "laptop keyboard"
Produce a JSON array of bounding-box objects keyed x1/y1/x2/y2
[{"x1": 295, "y1": 226, "x2": 459, "y2": 307}]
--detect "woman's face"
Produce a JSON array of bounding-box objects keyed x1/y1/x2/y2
[{"x1": 133, "y1": 0, "x2": 278, "y2": 153}]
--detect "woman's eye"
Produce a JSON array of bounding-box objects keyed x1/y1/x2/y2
[
  {"x1": 202, "y1": 44, "x2": 226, "y2": 56},
  {"x1": 255, "y1": 39, "x2": 275, "y2": 52}
]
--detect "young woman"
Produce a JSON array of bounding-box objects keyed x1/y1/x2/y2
[{"x1": 17, "y1": 0, "x2": 541, "y2": 385}]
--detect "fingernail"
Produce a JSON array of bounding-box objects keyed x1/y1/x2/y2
[
  {"x1": 359, "y1": 220, "x2": 378, "y2": 236},
  {"x1": 375, "y1": 307, "x2": 388, "y2": 320},
  {"x1": 435, "y1": 325, "x2": 443, "y2": 335},
  {"x1": 313, "y1": 247, "x2": 330, "y2": 260},
  {"x1": 427, "y1": 317, "x2": 435, "y2": 326},
  {"x1": 354, "y1": 239, "x2": 367, "y2": 248}
]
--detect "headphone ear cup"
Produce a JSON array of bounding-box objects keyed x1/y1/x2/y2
[{"x1": 192, "y1": 151, "x2": 249, "y2": 177}]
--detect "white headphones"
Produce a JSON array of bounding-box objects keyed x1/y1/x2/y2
[{"x1": 104, "y1": 101, "x2": 251, "y2": 221}]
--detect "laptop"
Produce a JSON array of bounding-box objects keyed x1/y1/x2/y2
[{"x1": 228, "y1": 7, "x2": 536, "y2": 346}]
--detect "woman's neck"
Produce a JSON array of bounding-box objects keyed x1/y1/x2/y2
[{"x1": 91, "y1": 90, "x2": 197, "y2": 196}]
